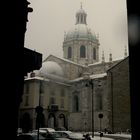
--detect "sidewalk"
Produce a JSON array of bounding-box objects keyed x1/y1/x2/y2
[
  {"x1": 94, "y1": 132, "x2": 131, "y2": 139},
  {"x1": 91, "y1": 136, "x2": 114, "y2": 140},
  {"x1": 80, "y1": 132, "x2": 131, "y2": 140}
]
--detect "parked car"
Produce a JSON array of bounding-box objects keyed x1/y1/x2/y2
[
  {"x1": 17, "y1": 133, "x2": 46, "y2": 140},
  {"x1": 55, "y1": 131, "x2": 85, "y2": 140},
  {"x1": 45, "y1": 132, "x2": 70, "y2": 140},
  {"x1": 17, "y1": 128, "x2": 22, "y2": 135},
  {"x1": 54, "y1": 131, "x2": 72, "y2": 138},
  {"x1": 32, "y1": 129, "x2": 47, "y2": 137},
  {"x1": 32, "y1": 128, "x2": 55, "y2": 137},
  {"x1": 68, "y1": 132, "x2": 85, "y2": 140},
  {"x1": 40, "y1": 128, "x2": 55, "y2": 133}
]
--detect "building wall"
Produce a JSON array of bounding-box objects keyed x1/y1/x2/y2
[
  {"x1": 107, "y1": 57, "x2": 131, "y2": 132},
  {"x1": 19, "y1": 78, "x2": 70, "y2": 130},
  {"x1": 88, "y1": 60, "x2": 121, "y2": 75},
  {"x1": 68, "y1": 76, "x2": 109, "y2": 132},
  {"x1": 19, "y1": 57, "x2": 130, "y2": 132}
]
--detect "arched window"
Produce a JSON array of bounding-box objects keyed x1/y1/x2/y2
[
  {"x1": 73, "y1": 95, "x2": 79, "y2": 112},
  {"x1": 80, "y1": 45, "x2": 86, "y2": 58},
  {"x1": 48, "y1": 113, "x2": 56, "y2": 128},
  {"x1": 81, "y1": 15, "x2": 83, "y2": 23},
  {"x1": 58, "y1": 114, "x2": 65, "y2": 128},
  {"x1": 93, "y1": 48, "x2": 96, "y2": 60},
  {"x1": 68, "y1": 47, "x2": 72, "y2": 58}
]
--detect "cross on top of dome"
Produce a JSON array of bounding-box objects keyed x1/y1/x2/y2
[
  {"x1": 76, "y1": 3, "x2": 87, "y2": 25},
  {"x1": 80, "y1": 2, "x2": 83, "y2": 9}
]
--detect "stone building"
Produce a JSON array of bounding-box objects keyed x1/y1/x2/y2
[
  {"x1": 19, "y1": 5, "x2": 130, "y2": 133},
  {"x1": 107, "y1": 56, "x2": 131, "y2": 132}
]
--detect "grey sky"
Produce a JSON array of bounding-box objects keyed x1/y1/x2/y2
[{"x1": 25, "y1": 0, "x2": 128, "y2": 61}]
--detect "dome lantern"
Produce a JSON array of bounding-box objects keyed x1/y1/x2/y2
[{"x1": 76, "y1": 3, "x2": 87, "y2": 25}]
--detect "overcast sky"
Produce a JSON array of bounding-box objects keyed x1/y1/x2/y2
[{"x1": 25, "y1": 0, "x2": 128, "y2": 62}]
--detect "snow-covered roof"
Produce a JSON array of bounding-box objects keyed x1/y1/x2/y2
[
  {"x1": 24, "y1": 76, "x2": 50, "y2": 81},
  {"x1": 70, "y1": 73, "x2": 107, "y2": 82},
  {"x1": 44, "y1": 55, "x2": 85, "y2": 67},
  {"x1": 90, "y1": 73, "x2": 107, "y2": 79},
  {"x1": 88, "y1": 61, "x2": 102, "y2": 66},
  {"x1": 24, "y1": 76, "x2": 71, "y2": 86},
  {"x1": 88, "y1": 58, "x2": 124, "y2": 67}
]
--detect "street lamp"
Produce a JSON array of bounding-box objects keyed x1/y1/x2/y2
[
  {"x1": 84, "y1": 74, "x2": 94, "y2": 138},
  {"x1": 89, "y1": 79, "x2": 94, "y2": 138},
  {"x1": 84, "y1": 74, "x2": 102, "y2": 138},
  {"x1": 36, "y1": 80, "x2": 43, "y2": 140}
]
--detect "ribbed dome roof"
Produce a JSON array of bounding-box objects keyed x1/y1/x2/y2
[{"x1": 65, "y1": 24, "x2": 97, "y2": 41}]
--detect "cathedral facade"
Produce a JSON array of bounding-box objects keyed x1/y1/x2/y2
[{"x1": 19, "y1": 6, "x2": 131, "y2": 133}]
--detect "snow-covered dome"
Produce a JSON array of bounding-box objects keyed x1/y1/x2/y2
[
  {"x1": 39, "y1": 61, "x2": 64, "y2": 77},
  {"x1": 64, "y1": 5, "x2": 97, "y2": 42},
  {"x1": 65, "y1": 24, "x2": 97, "y2": 41}
]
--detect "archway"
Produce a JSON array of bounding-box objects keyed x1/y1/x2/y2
[
  {"x1": 48, "y1": 113, "x2": 56, "y2": 129},
  {"x1": 20, "y1": 112, "x2": 31, "y2": 132},
  {"x1": 58, "y1": 114, "x2": 66, "y2": 129}
]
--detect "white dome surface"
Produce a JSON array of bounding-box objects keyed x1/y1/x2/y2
[
  {"x1": 65, "y1": 24, "x2": 97, "y2": 41},
  {"x1": 39, "y1": 61, "x2": 64, "y2": 76}
]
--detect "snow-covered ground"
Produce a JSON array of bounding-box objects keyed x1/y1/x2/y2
[
  {"x1": 95, "y1": 132, "x2": 131, "y2": 138},
  {"x1": 106, "y1": 134, "x2": 131, "y2": 138},
  {"x1": 80, "y1": 132, "x2": 131, "y2": 139},
  {"x1": 91, "y1": 136, "x2": 114, "y2": 140}
]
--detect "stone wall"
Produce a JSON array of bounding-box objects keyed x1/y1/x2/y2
[{"x1": 107, "y1": 57, "x2": 131, "y2": 132}]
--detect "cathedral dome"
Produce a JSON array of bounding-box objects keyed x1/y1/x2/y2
[
  {"x1": 65, "y1": 24, "x2": 97, "y2": 41},
  {"x1": 64, "y1": 5, "x2": 97, "y2": 42},
  {"x1": 39, "y1": 61, "x2": 64, "y2": 77}
]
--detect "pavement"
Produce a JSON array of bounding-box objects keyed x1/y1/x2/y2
[
  {"x1": 91, "y1": 136, "x2": 113, "y2": 140},
  {"x1": 93, "y1": 132, "x2": 131, "y2": 140},
  {"x1": 81, "y1": 132, "x2": 131, "y2": 140}
]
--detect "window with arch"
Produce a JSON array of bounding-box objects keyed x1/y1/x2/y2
[
  {"x1": 68, "y1": 46, "x2": 72, "y2": 58},
  {"x1": 93, "y1": 48, "x2": 96, "y2": 60},
  {"x1": 73, "y1": 95, "x2": 79, "y2": 112},
  {"x1": 77, "y1": 16, "x2": 79, "y2": 23},
  {"x1": 81, "y1": 15, "x2": 83, "y2": 23},
  {"x1": 80, "y1": 45, "x2": 86, "y2": 58}
]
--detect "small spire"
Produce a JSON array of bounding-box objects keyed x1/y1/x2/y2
[
  {"x1": 64, "y1": 31, "x2": 66, "y2": 40},
  {"x1": 124, "y1": 45, "x2": 128, "y2": 58},
  {"x1": 76, "y1": 3, "x2": 87, "y2": 25},
  {"x1": 109, "y1": 53, "x2": 112, "y2": 62},
  {"x1": 80, "y1": 2, "x2": 83, "y2": 9},
  {"x1": 102, "y1": 51, "x2": 105, "y2": 63},
  {"x1": 96, "y1": 33, "x2": 99, "y2": 39}
]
